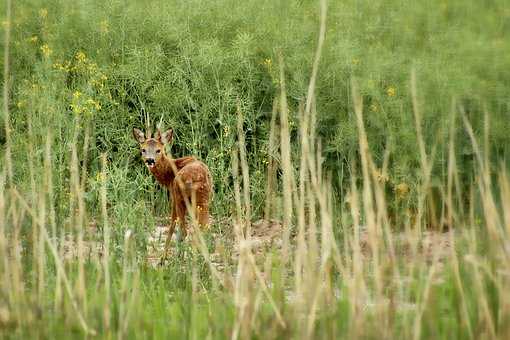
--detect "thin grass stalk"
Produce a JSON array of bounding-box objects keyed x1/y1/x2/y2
[
  {"x1": 446, "y1": 107, "x2": 473, "y2": 338},
  {"x1": 44, "y1": 132, "x2": 63, "y2": 311},
  {"x1": 278, "y1": 54, "x2": 294, "y2": 268},
  {"x1": 119, "y1": 230, "x2": 140, "y2": 339},
  {"x1": 304, "y1": 0, "x2": 327, "y2": 116},
  {"x1": 306, "y1": 179, "x2": 335, "y2": 338},
  {"x1": 368, "y1": 153, "x2": 401, "y2": 335},
  {"x1": 26, "y1": 113, "x2": 39, "y2": 299},
  {"x1": 9, "y1": 197, "x2": 25, "y2": 325},
  {"x1": 70, "y1": 124, "x2": 87, "y2": 312},
  {"x1": 0, "y1": 170, "x2": 9, "y2": 310},
  {"x1": 483, "y1": 107, "x2": 490, "y2": 184},
  {"x1": 231, "y1": 146, "x2": 252, "y2": 340},
  {"x1": 118, "y1": 230, "x2": 131, "y2": 339},
  {"x1": 497, "y1": 170, "x2": 510, "y2": 337},
  {"x1": 410, "y1": 70, "x2": 440, "y2": 252},
  {"x1": 465, "y1": 225, "x2": 497, "y2": 338},
  {"x1": 80, "y1": 124, "x2": 91, "y2": 195},
  {"x1": 232, "y1": 148, "x2": 243, "y2": 235},
  {"x1": 410, "y1": 69, "x2": 428, "y2": 175},
  {"x1": 2, "y1": 0, "x2": 13, "y2": 184},
  {"x1": 54, "y1": 230, "x2": 64, "y2": 311},
  {"x1": 307, "y1": 99, "x2": 319, "y2": 267},
  {"x1": 236, "y1": 108, "x2": 255, "y2": 339},
  {"x1": 368, "y1": 152, "x2": 395, "y2": 261},
  {"x1": 100, "y1": 154, "x2": 111, "y2": 330},
  {"x1": 500, "y1": 170, "x2": 510, "y2": 236},
  {"x1": 37, "y1": 171, "x2": 46, "y2": 304},
  {"x1": 446, "y1": 103, "x2": 457, "y2": 229},
  {"x1": 351, "y1": 79, "x2": 384, "y2": 313},
  {"x1": 231, "y1": 149, "x2": 244, "y2": 340},
  {"x1": 249, "y1": 274, "x2": 264, "y2": 332},
  {"x1": 236, "y1": 104, "x2": 252, "y2": 234},
  {"x1": 264, "y1": 99, "x2": 279, "y2": 220},
  {"x1": 44, "y1": 133, "x2": 57, "y2": 244},
  {"x1": 296, "y1": 0, "x2": 329, "y2": 319},
  {"x1": 294, "y1": 103, "x2": 309, "y2": 311},
  {"x1": 346, "y1": 166, "x2": 367, "y2": 337}
]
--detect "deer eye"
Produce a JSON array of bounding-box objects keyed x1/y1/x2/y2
[
  {"x1": 141, "y1": 149, "x2": 146, "y2": 153},
  {"x1": 156, "y1": 149, "x2": 161, "y2": 154}
]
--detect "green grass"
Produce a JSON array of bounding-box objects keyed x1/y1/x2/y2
[{"x1": 1, "y1": 0, "x2": 510, "y2": 338}]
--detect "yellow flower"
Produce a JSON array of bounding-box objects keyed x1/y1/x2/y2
[
  {"x1": 29, "y1": 36, "x2": 38, "y2": 43},
  {"x1": 39, "y1": 8, "x2": 48, "y2": 19},
  {"x1": 96, "y1": 172, "x2": 106, "y2": 182},
  {"x1": 352, "y1": 58, "x2": 360, "y2": 66},
  {"x1": 86, "y1": 99, "x2": 101, "y2": 110},
  {"x1": 16, "y1": 100, "x2": 26, "y2": 108},
  {"x1": 70, "y1": 104, "x2": 82, "y2": 114},
  {"x1": 223, "y1": 125, "x2": 230, "y2": 137},
  {"x1": 386, "y1": 86, "x2": 396, "y2": 97},
  {"x1": 263, "y1": 58, "x2": 272, "y2": 69},
  {"x1": 374, "y1": 170, "x2": 388, "y2": 183},
  {"x1": 395, "y1": 183, "x2": 410, "y2": 199},
  {"x1": 73, "y1": 91, "x2": 82, "y2": 99},
  {"x1": 40, "y1": 44, "x2": 52, "y2": 57},
  {"x1": 75, "y1": 51, "x2": 86, "y2": 63},
  {"x1": 370, "y1": 103, "x2": 379, "y2": 112}
]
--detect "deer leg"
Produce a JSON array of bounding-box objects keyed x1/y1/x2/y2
[
  {"x1": 160, "y1": 200, "x2": 178, "y2": 264},
  {"x1": 196, "y1": 202, "x2": 209, "y2": 227},
  {"x1": 177, "y1": 200, "x2": 187, "y2": 240}
]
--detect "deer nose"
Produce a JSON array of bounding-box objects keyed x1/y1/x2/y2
[{"x1": 146, "y1": 158, "x2": 155, "y2": 166}]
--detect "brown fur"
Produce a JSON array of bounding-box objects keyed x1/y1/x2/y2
[{"x1": 133, "y1": 128, "x2": 212, "y2": 248}]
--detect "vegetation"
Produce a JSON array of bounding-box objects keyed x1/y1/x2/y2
[{"x1": 1, "y1": 0, "x2": 510, "y2": 338}]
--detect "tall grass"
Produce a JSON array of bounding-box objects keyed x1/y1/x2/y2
[{"x1": 2, "y1": 0, "x2": 510, "y2": 339}]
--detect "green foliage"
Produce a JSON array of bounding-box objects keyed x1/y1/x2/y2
[
  {"x1": 2, "y1": 0, "x2": 510, "y2": 338},
  {"x1": 6, "y1": 0, "x2": 510, "y2": 218}
]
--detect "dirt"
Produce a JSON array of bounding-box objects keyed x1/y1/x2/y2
[
  {"x1": 358, "y1": 227, "x2": 454, "y2": 263},
  {"x1": 58, "y1": 217, "x2": 454, "y2": 272},
  {"x1": 146, "y1": 218, "x2": 285, "y2": 268}
]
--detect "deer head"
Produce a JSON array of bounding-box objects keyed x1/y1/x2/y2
[{"x1": 132, "y1": 128, "x2": 173, "y2": 169}]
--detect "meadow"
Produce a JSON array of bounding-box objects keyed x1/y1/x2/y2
[{"x1": 1, "y1": 0, "x2": 510, "y2": 338}]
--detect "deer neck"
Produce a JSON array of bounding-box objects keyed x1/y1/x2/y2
[{"x1": 149, "y1": 154, "x2": 176, "y2": 187}]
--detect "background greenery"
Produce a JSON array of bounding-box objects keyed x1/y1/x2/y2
[
  {"x1": 3, "y1": 0, "x2": 509, "y2": 218},
  {"x1": 2, "y1": 0, "x2": 510, "y2": 338}
]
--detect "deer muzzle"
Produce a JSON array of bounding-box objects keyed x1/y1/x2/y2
[{"x1": 146, "y1": 158, "x2": 155, "y2": 168}]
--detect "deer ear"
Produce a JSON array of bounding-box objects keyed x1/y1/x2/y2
[
  {"x1": 132, "y1": 128, "x2": 145, "y2": 143},
  {"x1": 160, "y1": 129, "x2": 173, "y2": 144}
]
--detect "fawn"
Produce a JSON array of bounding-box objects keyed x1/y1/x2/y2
[{"x1": 133, "y1": 127, "x2": 212, "y2": 258}]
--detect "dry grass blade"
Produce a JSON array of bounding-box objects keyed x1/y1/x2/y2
[
  {"x1": 264, "y1": 98, "x2": 279, "y2": 220},
  {"x1": 101, "y1": 154, "x2": 112, "y2": 330},
  {"x1": 304, "y1": 0, "x2": 327, "y2": 116},
  {"x1": 278, "y1": 54, "x2": 294, "y2": 267},
  {"x1": 236, "y1": 103, "x2": 252, "y2": 234},
  {"x1": 2, "y1": 0, "x2": 13, "y2": 184}
]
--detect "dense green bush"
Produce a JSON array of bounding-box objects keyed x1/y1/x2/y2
[{"x1": 3, "y1": 0, "x2": 510, "y2": 218}]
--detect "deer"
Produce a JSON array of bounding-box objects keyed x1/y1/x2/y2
[{"x1": 132, "y1": 127, "x2": 212, "y2": 261}]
